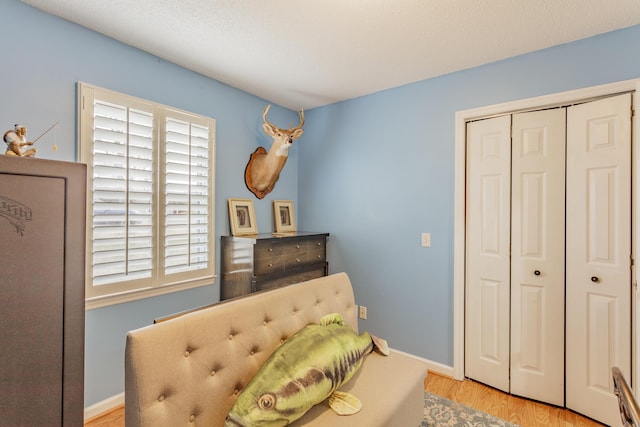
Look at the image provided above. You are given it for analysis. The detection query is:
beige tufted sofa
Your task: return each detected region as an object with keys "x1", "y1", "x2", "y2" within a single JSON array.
[{"x1": 125, "y1": 272, "x2": 427, "y2": 426}]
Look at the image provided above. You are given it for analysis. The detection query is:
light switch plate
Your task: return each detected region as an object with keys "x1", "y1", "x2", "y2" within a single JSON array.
[{"x1": 421, "y1": 232, "x2": 431, "y2": 247}]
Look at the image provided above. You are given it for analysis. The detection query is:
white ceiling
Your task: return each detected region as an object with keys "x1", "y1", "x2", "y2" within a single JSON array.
[{"x1": 21, "y1": 0, "x2": 640, "y2": 110}]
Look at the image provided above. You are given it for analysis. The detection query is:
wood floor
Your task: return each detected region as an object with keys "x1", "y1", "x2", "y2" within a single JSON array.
[
  {"x1": 85, "y1": 404, "x2": 124, "y2": 427},
  {"x1": 424, "y1": 372, "x2": 605, "y2": 427},
  {"x1": 84, "y1": 371, "x2": 606, "y2": 427}
]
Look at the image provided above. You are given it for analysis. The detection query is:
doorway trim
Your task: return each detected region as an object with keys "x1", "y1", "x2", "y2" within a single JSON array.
[{"x1": 453, "y1": 78, "x2": 640, "y2": 387}]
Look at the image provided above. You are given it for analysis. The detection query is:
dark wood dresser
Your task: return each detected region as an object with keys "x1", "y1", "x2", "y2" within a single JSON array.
[{"x1": 220, "y1": 232, "x2": 329, "y2": 300}]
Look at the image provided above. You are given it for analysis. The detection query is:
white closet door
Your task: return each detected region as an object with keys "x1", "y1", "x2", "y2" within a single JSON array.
[
  {"x1": 465, "y1": 115, "x2": 512, "y2": 392},
  {"x1": 566, "y1": 93, "x2": 631, "y2": 427},
  {"x1": 510, "y1": 108, "x2": 566, "y2": 406}
]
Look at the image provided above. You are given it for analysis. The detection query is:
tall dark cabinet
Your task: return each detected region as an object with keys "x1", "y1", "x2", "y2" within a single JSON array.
[
  {"x1": 0, "y1": 157, "x2": 86, "y2": 426},
  {"x1": 221, "y1": 232, "x2": 329, "y2": 300}
]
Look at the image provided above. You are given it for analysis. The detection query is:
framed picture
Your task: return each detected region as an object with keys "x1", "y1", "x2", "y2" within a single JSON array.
[
  {"x1": 273, "y1": 200, "x2": 296, "y2": 233},
  {"x1": 228, "y1": 198, "x2": 258, "y2": 236}
]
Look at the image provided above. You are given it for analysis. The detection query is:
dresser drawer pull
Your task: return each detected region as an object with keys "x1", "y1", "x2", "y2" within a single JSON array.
[
  {"x1": 296, "y1": 245, "x2": 300, "y2": 249},
  {"x1": 295, "y1": 258, "x2": 301, "y2": 263},
  {"x1": 268, "y1": 248, "x2": 273, "y2": 252},
  {"x1": 268, "y1": 263, "x2": 273, "y2": 268}
]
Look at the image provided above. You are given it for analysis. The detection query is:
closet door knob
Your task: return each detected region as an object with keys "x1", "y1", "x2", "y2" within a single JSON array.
[
  {"x1": 591, "y1": 276, "x2": 599, "y2": 283},
  {"x1": 534, "y1": 270, "x2": 541, "y2": 276}
]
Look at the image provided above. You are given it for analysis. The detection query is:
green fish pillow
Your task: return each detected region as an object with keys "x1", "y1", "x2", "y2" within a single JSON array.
[{"x1": 224, "y1": 313, "x2": 389, "y2": 427}]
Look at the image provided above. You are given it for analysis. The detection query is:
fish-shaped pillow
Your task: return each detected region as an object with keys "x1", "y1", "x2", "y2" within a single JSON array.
[{"x1": 224, "y1": 312, "x2": 389, "y2": 427}]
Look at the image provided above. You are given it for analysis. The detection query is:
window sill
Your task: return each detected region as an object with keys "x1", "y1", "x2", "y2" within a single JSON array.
[{"x1": 84, "y1": 276, "x2": 217, "y2": 310}]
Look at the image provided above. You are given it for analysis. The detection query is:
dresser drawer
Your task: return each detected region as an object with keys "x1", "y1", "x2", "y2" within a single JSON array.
[
  {"x1": 305, "y1": 236, "x2": 326, "y2": 252},
  {"x1": 256, "y1": 263, "x2": 328, "y2": 292},
  {"x1": 284, "y1": 250, "x2": 325, "y2": 270},
  {"x1": 254, "y1": 255, "x2": 285, "y2": 275},
  {"x1": 254, "y1": 241, "x2": 284, "y2": 258}
]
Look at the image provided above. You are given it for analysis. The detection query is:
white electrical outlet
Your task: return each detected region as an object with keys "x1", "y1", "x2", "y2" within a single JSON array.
[
  {"x1": 421, "y1": 232, "x2": 431, "y2": 247},
  {"x1": 359, "y1": 305, "x2": 367, "y2": 320}
]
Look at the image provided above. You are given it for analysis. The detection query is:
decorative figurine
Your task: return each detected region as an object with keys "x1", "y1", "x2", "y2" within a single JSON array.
[{"x1": 3, "y1": 124, "x2": 37, "y2": 157}]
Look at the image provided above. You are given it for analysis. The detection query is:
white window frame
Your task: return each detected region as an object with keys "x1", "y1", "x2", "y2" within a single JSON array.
[{"x1": 79, "y1": 82, "x2": 216, "y2": 309}]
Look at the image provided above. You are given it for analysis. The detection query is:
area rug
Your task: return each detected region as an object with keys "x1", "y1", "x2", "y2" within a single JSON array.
[{"x1": 422, "y1": 392, "x2": 520, "y2": 427}]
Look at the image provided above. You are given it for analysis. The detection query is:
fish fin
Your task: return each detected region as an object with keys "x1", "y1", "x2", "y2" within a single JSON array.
[
  {"x1": 372, "y1": 335, "x2": 390, "y2": 356},
  {"x1": 328, "y1": 391, "x2": 362, "y2": 415},
  {"x1": 320, "y1": 313, "x2": 345, "y2": 326}
]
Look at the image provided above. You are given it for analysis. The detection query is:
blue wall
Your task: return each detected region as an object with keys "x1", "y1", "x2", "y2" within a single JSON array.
[
  {"x1": 4, "y1": 0, "x2": 303, "y2": 407},
  {"x1": 6, "y1": 0, "x2": 640, "y2": 410},
  {"x1": 298, "y1": 25, "x2": 640, "y2": 365}
]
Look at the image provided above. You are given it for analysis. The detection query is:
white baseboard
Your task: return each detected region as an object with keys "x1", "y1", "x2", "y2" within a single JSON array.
[
  {"x1": 391, "y1": 347, "x2": 455, "y2": 378},
  {"x1": 84, "y1": 392, "x2": 124, "y2": 421},
  {"x1": 82, "y1": 352, "x2": 455, "y2": 420}
]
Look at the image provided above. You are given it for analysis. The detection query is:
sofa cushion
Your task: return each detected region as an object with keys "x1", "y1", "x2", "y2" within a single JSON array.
[{"x1": 292, "y1": 350, "x2": 426, "y2": 426}]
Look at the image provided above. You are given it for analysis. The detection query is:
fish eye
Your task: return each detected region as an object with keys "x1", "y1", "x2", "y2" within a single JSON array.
[{"x1": 258, "y1": 393, "x2": 276, "y2": 410}]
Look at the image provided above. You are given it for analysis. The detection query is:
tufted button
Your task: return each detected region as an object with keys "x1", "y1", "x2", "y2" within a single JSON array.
[
  {"x1": 234, "y1": 389, "x2": 239, "y2": 395},
  {"x1": 184, "y1": 350, "x2": 190, "y2": 357},
  {"x1": 229, "y1": 334, "x2": 234, "y2": 340},
  {"x1": 189, "y1": 414, "x2": 195, "y2": 422},
  {"x1": 158, "y1": 394, "x2": 165, "y2": 402},
  {"x1": 210, "y1": 370, "x2": 216, "y2": 376},
  {"x1": 280, "y1": 338, "x2": 286, "y2": 344},
  {"x1": 250, "y1": 350, "x2": 255, "y2": 356}
]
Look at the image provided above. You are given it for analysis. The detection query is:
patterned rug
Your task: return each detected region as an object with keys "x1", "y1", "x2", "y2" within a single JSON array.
[{"x1": 422, "y1": 392, "x2": 520, "y2": 427}]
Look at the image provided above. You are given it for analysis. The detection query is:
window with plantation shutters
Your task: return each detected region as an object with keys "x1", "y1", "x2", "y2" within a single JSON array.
[{"x1": 79, "y1": 83, "x2": 215, "y2": 308}]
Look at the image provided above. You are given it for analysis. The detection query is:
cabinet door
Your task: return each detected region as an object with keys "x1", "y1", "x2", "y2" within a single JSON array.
[
  {"x1": 566, "y1": 93, "x2": 631, "y2": 427},
  {"x1": 0, "y1": 173, "x2": 66, "y2": 425}
]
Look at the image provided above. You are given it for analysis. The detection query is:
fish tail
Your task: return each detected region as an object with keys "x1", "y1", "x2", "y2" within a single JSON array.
[{"x1": 371, "y1": 334, "x2": 389, "y2": 356}]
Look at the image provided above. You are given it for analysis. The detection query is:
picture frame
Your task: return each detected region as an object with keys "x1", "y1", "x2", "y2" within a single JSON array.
[
  {"x1": 273, "y1": 199, "x2": 296, "y2": 233},
  {"x1": 228, "y1": 198, "x2": 258, "y2": 236}
]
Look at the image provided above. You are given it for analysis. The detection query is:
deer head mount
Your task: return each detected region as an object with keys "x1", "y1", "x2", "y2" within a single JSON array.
[{"x1": 244, "y1": 105, "x2": 304, "y2": 199}]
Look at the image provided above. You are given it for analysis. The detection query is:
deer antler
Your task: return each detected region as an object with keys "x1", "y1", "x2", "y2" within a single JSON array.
[
  {"x1": 293, "y1": 109, "x2": 304, "y2": 130},
  {"x1": 262, "y1": 104, "x2": 273, "y2": 125},
  {"x1": 263, "y1": 105, "x2": 304, "y2": 131}
]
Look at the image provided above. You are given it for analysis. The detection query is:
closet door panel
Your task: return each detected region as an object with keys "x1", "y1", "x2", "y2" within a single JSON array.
[
  {"x1": 510, "y1": 108, "x2": 566, "y2": 406},
  {"x1": 566, "y1": 93, "x2": 631, "y2": 427},
  {"x1": 465, "y1": 115, "x2": 511, "y2": 392}
]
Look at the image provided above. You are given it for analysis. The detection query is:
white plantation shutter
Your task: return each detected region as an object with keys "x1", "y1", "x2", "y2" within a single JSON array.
[
  {"x1": 92, "y1": 101, "x2": 154, "y2": 286},
  {"x1": 163, "y1": 117, "x2": 211, "y2": 275},
  {"x1": 79, "y1": 83, "x2": 215, "y2": 306}
]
